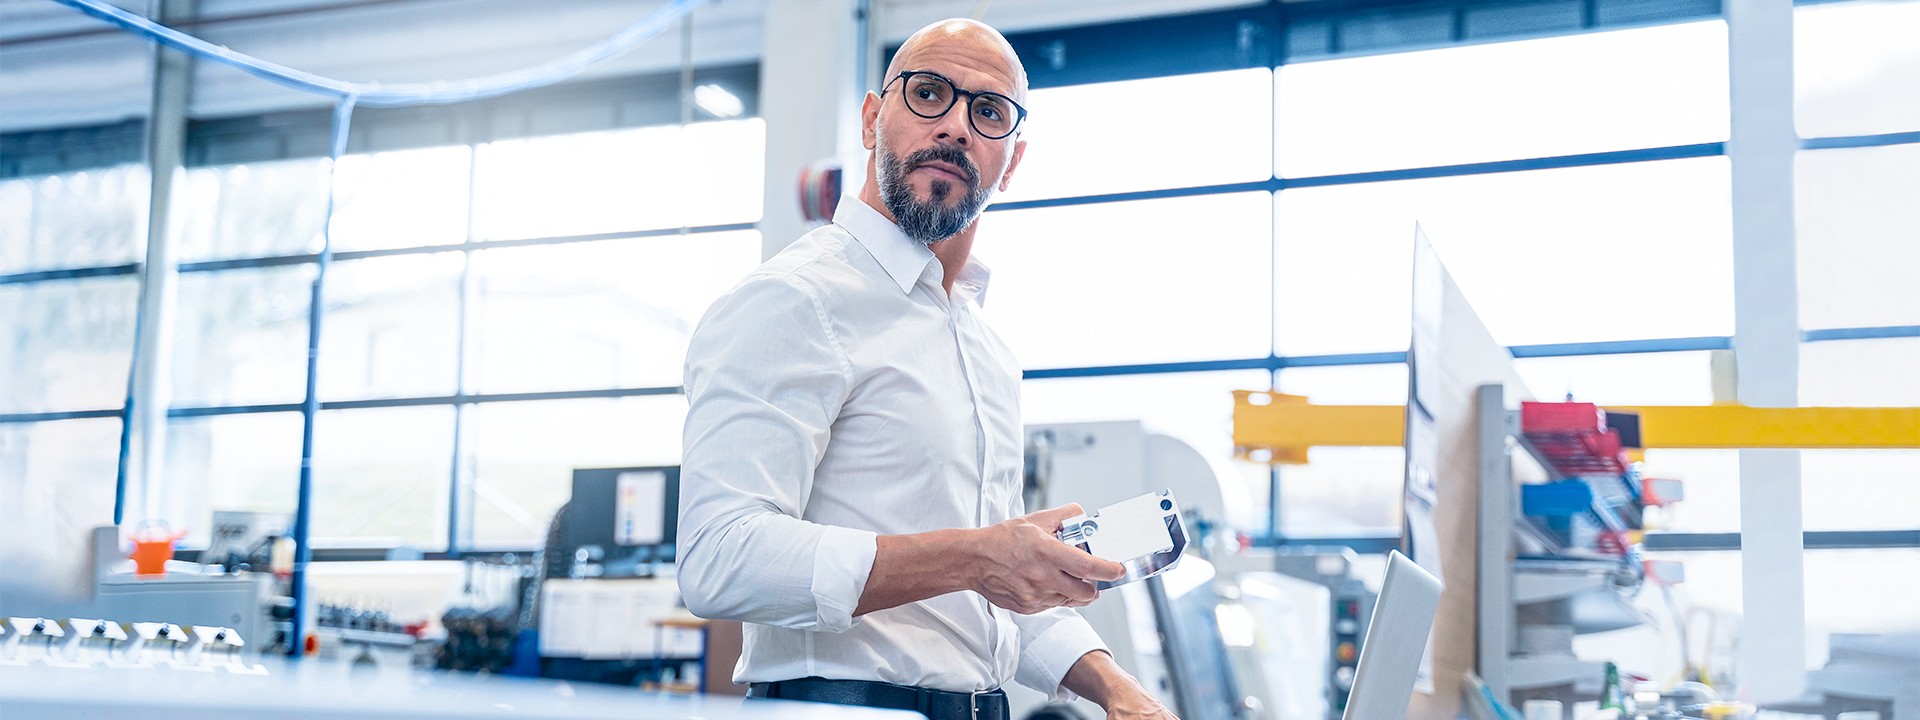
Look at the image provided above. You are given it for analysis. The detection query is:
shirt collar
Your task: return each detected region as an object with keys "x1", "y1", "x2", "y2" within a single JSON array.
[{"x1": 833, "y1": 195, "x2": 996, "y2": 306}]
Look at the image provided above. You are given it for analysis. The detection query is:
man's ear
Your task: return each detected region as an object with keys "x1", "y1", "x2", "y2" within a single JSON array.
[
  {"x1": 861, "y1": 92, "x2": 881, "y2": 150},
  {"x1": 997, "y1": 137, "x2": 1027, "y2": 193}
]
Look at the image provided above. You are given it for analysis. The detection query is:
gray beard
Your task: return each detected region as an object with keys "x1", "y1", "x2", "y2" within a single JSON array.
[{"x1": 876, "y1": 145, "x2": 991, "y2": 245}]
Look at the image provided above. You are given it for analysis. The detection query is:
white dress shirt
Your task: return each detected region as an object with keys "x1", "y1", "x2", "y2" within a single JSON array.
[{"x1": 677, "y1": 195, "x2": 1106, "y2": 697}]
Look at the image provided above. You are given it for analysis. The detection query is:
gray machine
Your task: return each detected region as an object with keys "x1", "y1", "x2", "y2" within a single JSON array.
[
  {"x1": 1021, "y1": 421, "x2": 1355, "y2": 720},
  {"x1": 1270, "y1": 550, "x2": 1380, "y2": 720}
]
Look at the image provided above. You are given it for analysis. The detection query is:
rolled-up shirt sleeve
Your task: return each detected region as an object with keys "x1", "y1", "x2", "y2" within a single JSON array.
[
  {"x1": 1011, "y1": 608, "x2": 1109, "y2": 701},
  {"x1": 676, "y1": 272, "x2": 877, "y2": 633}
]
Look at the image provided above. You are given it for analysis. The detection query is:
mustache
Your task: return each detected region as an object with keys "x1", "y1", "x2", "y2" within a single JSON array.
[{"x1": 906, "y1": 145, "x2": 980, "y2": 187}]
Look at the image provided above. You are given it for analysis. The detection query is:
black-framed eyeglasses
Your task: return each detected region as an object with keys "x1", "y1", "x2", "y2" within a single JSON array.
[{"x1": 881, "y1": 70, "x2": 1028, "y2": 140}]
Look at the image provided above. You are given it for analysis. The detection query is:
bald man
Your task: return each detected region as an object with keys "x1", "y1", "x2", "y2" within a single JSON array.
[{"x1": 677, "y1": 18, "x2": 1178, "y2": 720}]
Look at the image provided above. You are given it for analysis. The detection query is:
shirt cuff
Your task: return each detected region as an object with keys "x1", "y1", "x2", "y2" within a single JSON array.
[
  {"x1": 1017, "y1": 615, "x2": 1110, "y2": 702},
  {"x1": 810, "y1": 524, "x2": 878, "y2": 633}
]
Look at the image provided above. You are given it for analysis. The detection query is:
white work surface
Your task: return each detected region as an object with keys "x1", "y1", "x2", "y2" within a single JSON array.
[
  {"x1": 539, "y1": 577, "x2": 703, "y2": 659},
  {"x1": 0, "y1": 657, "x2": 917, "y2": 720}
]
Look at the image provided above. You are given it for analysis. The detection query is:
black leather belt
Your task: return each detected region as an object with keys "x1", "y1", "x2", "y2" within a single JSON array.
[{"x1": 749, "y1": 677, "x2": 1009, "y2": 720}]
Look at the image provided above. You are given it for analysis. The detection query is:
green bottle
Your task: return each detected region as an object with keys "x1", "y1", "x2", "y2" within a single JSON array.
[{"x1": 1599, "y1": 661, "x2": 1622, "y2": 711}]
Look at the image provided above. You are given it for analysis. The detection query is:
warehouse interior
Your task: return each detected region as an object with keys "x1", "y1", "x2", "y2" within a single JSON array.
[{"x1": 2, "y1": 0, "x2": 1917, "y2": 718}]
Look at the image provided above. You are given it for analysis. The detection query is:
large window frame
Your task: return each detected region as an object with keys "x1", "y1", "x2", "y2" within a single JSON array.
[{"x1": 5, "y1": 1, "x2": 1920, "y2": 558}]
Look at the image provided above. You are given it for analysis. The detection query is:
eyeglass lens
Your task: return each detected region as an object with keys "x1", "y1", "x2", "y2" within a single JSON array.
[{"x1": 899, "y1": 74, "x2": 1019, "y2": 138}]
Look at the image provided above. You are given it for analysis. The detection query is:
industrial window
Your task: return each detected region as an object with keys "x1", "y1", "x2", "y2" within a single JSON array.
[
  {"x1": 979, "y1": 191, "x2": 1274, "y2": 369},
  {"x1": 1795, "y1": 0, "x2": 1920, "y2": 138},
  {"x1": 1273, "y1": 364, "x2": 1408, "y2": 537},
  {"x1": 1799, "y1": 338, "x2": 1920, "y2": 534},
  {"x1": 155, "y1": 117, "x2": 766, "y2": 551},
  {"x1": 1795, "y1": 144, "x2": 1920, "y2": 330},
  {"x1": 0, "y1": 164, "x2": 150, "y2": 273},
  {"x1": 464, "y1": 396, "x2": 686, "y2": 549},
  {"x1": 1274, "y1": 156, "x2": 1735, "y2": 354},
  {"x1": 1275, "y1": 20, "x2": 1729, "y2": 178},
  {"x1": 0, "y1": 275, "x2": 140, "y2": 414},
  {"x1": 995, "y1": 68, "x2": 1274, "y2": 203}
]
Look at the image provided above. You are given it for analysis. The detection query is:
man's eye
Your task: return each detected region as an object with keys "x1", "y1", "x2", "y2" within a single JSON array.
[{"x1": 976, "y1": 105, "x2": 1003, "y2": 122}]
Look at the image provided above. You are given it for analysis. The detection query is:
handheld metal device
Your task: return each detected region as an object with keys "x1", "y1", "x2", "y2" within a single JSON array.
[{"x1": 1057, "y1": 489, "x2": 1188, "y2": 590}]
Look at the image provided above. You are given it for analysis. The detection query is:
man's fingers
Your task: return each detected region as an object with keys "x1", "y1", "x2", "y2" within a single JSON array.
[
  {"x1": 1055, "y1": 574, "x2": 1098, "y2": 604},
  {"x1": 1026, "y1": 503, "x2": 1086, "y2": 531},
  {"x1": 1044, "y1": 541, "x2": 1127, "y2": 582}
]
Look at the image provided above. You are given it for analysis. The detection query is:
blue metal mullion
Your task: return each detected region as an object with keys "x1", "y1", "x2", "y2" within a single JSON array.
[
  {"x1": 0, "y1": 408, "x2": 126, "y2": 423},
  {"x1": 1278, "y1": 351, "x2": 1409, "y2": 367},
  {"x1": 1643, "y1": 530, "x2": 1920, "y2": 551},
  {"x1": 1022, "y1": 357, "x2": 1278, "y2": 379},
  {"x1": 1801, "y1": 130, "x2": 1920, "y2": 151},
  {"x1": 1279, "y1": 142, "x2": 1726, "y2": 189},
  {"x1": 1507, "y1": 336, "x2": 1732, "y2": 357},
  {"x1": 1803, "y1": 325, "x2": 1920, "y2": 343},
  {"x1": 986, "y1": 180, "x2": 1277, "y2": 213},
  {"x1": 0, "y1": 263, "x2": 141, "y2": 285},
  {"x1": 984, "y1": 143, "x2": 1727, "y2": 215}
]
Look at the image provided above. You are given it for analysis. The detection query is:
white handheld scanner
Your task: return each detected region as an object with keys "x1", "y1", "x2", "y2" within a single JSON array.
[{"x1": 1056, "y1": 489, "x2": 1188, "y2": 590}]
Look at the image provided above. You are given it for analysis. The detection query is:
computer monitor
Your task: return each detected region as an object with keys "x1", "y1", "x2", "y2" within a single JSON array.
[
  {"x1": 566, "y1": 466, "x2": 680, "y2": 569},
  {"x1": 1341, "y1": 551, "x2": 1444, "y2": 720}
]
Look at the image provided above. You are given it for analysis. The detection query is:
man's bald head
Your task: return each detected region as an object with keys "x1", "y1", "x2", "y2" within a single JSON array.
[
  {"x1": 858, "y1": 18, "x2": 1030, "y2": 245},
  {"x1": 885, "y1": 18, "x2": 1028, "y2": 103}
]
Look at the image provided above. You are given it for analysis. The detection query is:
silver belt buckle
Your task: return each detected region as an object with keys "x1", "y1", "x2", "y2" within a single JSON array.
[{"x1": 970, "y1": 690, "x2": 981, "y2": 720}]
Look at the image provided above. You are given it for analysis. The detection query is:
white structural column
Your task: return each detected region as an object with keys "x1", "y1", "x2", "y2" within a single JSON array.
[
  {"x1": 758, "y1": 0, "x2": 867, "y2": 260},
  {"x1": 1727, "y1": 0, "x2": 1807, "y2": 702},
  {"x1": 123, "y1": 0, "x2": 194, "y2": 530}
]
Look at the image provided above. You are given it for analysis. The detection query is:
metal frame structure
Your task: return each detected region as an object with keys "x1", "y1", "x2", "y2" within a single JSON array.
[{"x1": 3, "y1": 0, "x2": 1920, "y2": 557}]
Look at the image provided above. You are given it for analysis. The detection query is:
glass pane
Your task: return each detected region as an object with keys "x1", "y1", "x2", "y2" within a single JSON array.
[
  {"x1": 472, "y1": 119, "x2": 765, "y2": 241},
  {"x1": 473, "y1": 230, "x2": 759, "y2": 394},
  {"x1": 0, "y1": 418, "x2": 123, "y2": 600},
  {"x1": 0, "y1": 165, "x2": 150, "y2": 274},
  {"x1": 1802, "y1": 337, "x2": 1920, "y2": 407},
  {"x1": 1799, "y1": 338, "x2": 1920, "y2": 533},
  {"x1": 995, "y1": 69, "x2": 1273, "y2": 203},
  {"x1": 1639, "y1": 448, "x2": 1740, "y2": 534},
  {"x1": 1275, "y1": 157, "x2": 1733, "y2": 354},
  {"x1": 319, "y1": 253, "x2": 462, "y2": 401},
  {"x1": 167, "y1": 412, "x2": 304, "y2": 549},
  {"x1": 1278, "y1": 363, "x2": 1409, "y2": 405},
  {"x1": 1020, "y1": 370, "x2": 1273, "y2": 532},
  {"x1": 1803, "y1": 548, "x2": 1920, "y2": 669},
  {"x1": 328, "y1": 146, "x2": 472, "y2": 252},
  {"x1": 1276, "y1": 22, "x2": 1728, "y2": 177},
  {"x1": 0, "y1": 276, "x2": 140, "y2": 413},
  {"x1": 172, "y1": 265, "x2": 318, "y2": 407},
  {"x1": 0, "y1": 178, "x2": 33, "y2": 271},
  {"x1": 1276, "y1": 364, "x2": 1410, "y2": 536},
  {"x1": 176, "y1": 158, "x2": 329, "y2": 262},
  {"x1": 1796, "y1": 0, "x2": 1920, "y2": 138},
  {"x1": 312, "y1": 406, "x2": 453, "y2": 550},
  {"x1": 1796, "y1": 145, "x2": 1920, "y2": 330},
  {"x1": 979, "y1": 192, "x2": 1272, "y2": 369},
  {"x1": 1512, "y1": 351, "x2": 1716, "y2": 406},
  {"x1": 0, "y1": 418, "x2": 122, "y2": 523},
  {"x1": 1801, "y1": 450, "x2": 1920, "y2": 532},
  {"x1": 466, "y1": 396, "x2": 688, "y2": 548}
]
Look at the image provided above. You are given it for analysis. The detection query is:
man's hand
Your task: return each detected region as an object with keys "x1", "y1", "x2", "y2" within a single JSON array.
[
  {"x1": 969, "y1": 504, "x2": 1126, "y2": 614},
  {"x1": 1062, "y1": 650, "x2": 1180, "y2": 720}
]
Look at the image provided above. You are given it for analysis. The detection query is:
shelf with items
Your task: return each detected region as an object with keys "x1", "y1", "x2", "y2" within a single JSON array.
[{"x1": 1479, "y1": 388, "x2": 1689, "y2": 710}]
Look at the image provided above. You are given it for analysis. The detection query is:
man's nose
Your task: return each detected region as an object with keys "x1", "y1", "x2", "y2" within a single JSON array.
[{"x1": 932, "y1": 104, "x2": 972, "y2": 146}]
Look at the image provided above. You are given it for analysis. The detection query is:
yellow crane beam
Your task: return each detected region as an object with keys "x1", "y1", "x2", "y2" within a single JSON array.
[{"x1": 1232, "y1": 391, "x2": 1920, "y2": 461}]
